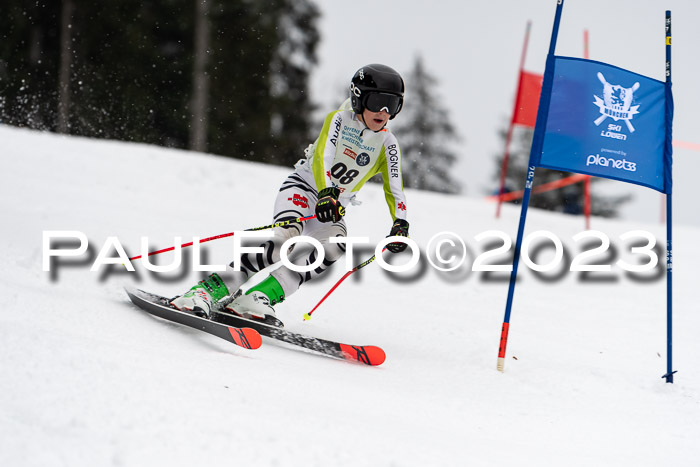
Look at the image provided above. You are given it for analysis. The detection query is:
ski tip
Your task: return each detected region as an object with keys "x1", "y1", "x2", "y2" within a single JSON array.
[
  {"x1": 124, "y1": 286, "x2": 140, "y2": 302},
  {"x1": 365, "y1": 346, "x2": 386, "y2": 366},
  {"x1": 339, "y1": 344, "x2": 386, "y2": 366},
  {"x1": 124, "y1": 286, "x2": 147, "y2": 298},
  {"x1": 228, "y1": 327, "x2": 263, "y2": 350}
]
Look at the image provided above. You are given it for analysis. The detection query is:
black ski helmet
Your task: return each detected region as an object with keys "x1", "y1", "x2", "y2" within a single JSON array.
[{"x1": 349, "y1": 64, "x2": 405, "y2": 119}]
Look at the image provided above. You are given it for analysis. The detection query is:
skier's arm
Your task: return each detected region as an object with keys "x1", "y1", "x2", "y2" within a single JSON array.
[{"x1": 380, "y1": 134, "x2": 408, "y2": 222}]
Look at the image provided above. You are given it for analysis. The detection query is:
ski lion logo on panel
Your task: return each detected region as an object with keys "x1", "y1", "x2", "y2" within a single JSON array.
[{"x1": 593, "y1": 72, "x2": 640, "y2": 133}]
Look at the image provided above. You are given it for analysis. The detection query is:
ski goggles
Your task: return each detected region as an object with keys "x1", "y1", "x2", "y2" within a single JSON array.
[{"x1": 363, "y1": 92, "x2": 403, "y2": 116}]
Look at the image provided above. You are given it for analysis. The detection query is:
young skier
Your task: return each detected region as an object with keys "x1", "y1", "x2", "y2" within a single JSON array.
[{"x1": 170, "y1": 64, "x2": 410, "y2": 326}]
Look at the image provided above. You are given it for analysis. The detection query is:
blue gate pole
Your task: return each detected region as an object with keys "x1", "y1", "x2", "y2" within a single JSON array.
[
  {"x1": 498, "y1": 0, "x2": 564, "y2": 372},
  {"x1": 663, "y1": 10, "x2": 676, "y2": 384}
]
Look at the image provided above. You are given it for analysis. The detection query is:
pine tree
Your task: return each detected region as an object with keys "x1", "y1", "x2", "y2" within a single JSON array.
[
  {"x1": 0, "y1": 0, "x2": 320, "y2": 168},
  {"x1": 0, "y1": 1, "x2": 62, "y2": 130},
  {"x1": 493, "y1": 122, "x2": 631, "y2": 217},
  {"x1": 190, "y1": 0, "x2": 211, "y2": 152},
  {"x1": 197, "y1": 0, "x2": 320, "y2": 166},
  {"x1": 267, "y1": 0, "x2": 320, "y2": 166},
  {"x1": 393, "y1": 56, "x2": 461, "y2": 194}
]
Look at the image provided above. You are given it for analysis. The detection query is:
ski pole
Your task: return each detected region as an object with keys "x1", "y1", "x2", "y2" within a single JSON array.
[
  {"x1": 244, "y1": 215, "x2": 317, "y2": 231},
  {"x1": 303, "y1": 248, "x2": 386, "y2": 321},
  {"x1": 129, "y1": 215, "x2": 316, "y2": 261}
]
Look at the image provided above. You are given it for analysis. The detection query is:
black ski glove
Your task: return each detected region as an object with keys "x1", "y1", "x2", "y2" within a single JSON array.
[
  {"x1": 386, "y1": 219, "x2": 410, "y2": 253},
  {"x1": 315, "y1": 187, "x2": 345, "y2": 223}
]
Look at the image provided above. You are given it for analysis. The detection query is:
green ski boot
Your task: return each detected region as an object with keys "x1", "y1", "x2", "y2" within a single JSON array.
[
  {"x1": 225, "y1": 275, "x2": 285, "y2": 327},
  {"x1": 170, "y1": 273, "x2": 230, "y2": 319}
]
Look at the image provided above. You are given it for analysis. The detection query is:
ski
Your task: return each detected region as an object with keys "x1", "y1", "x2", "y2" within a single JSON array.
[
  {"x1": 124, "y1": 287, "x2": 262, "y2": 350},
  {"x1": 211, "y1": 308, "x2": 386, "y2": 366},
  {"x1": 125, "y1": 288, "x2": 385, "y2": 365}
]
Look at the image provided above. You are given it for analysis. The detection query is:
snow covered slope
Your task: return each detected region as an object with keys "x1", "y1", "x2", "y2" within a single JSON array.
[{"x1": 2, "y1": 125, "x2": 699, "y2": 466}]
